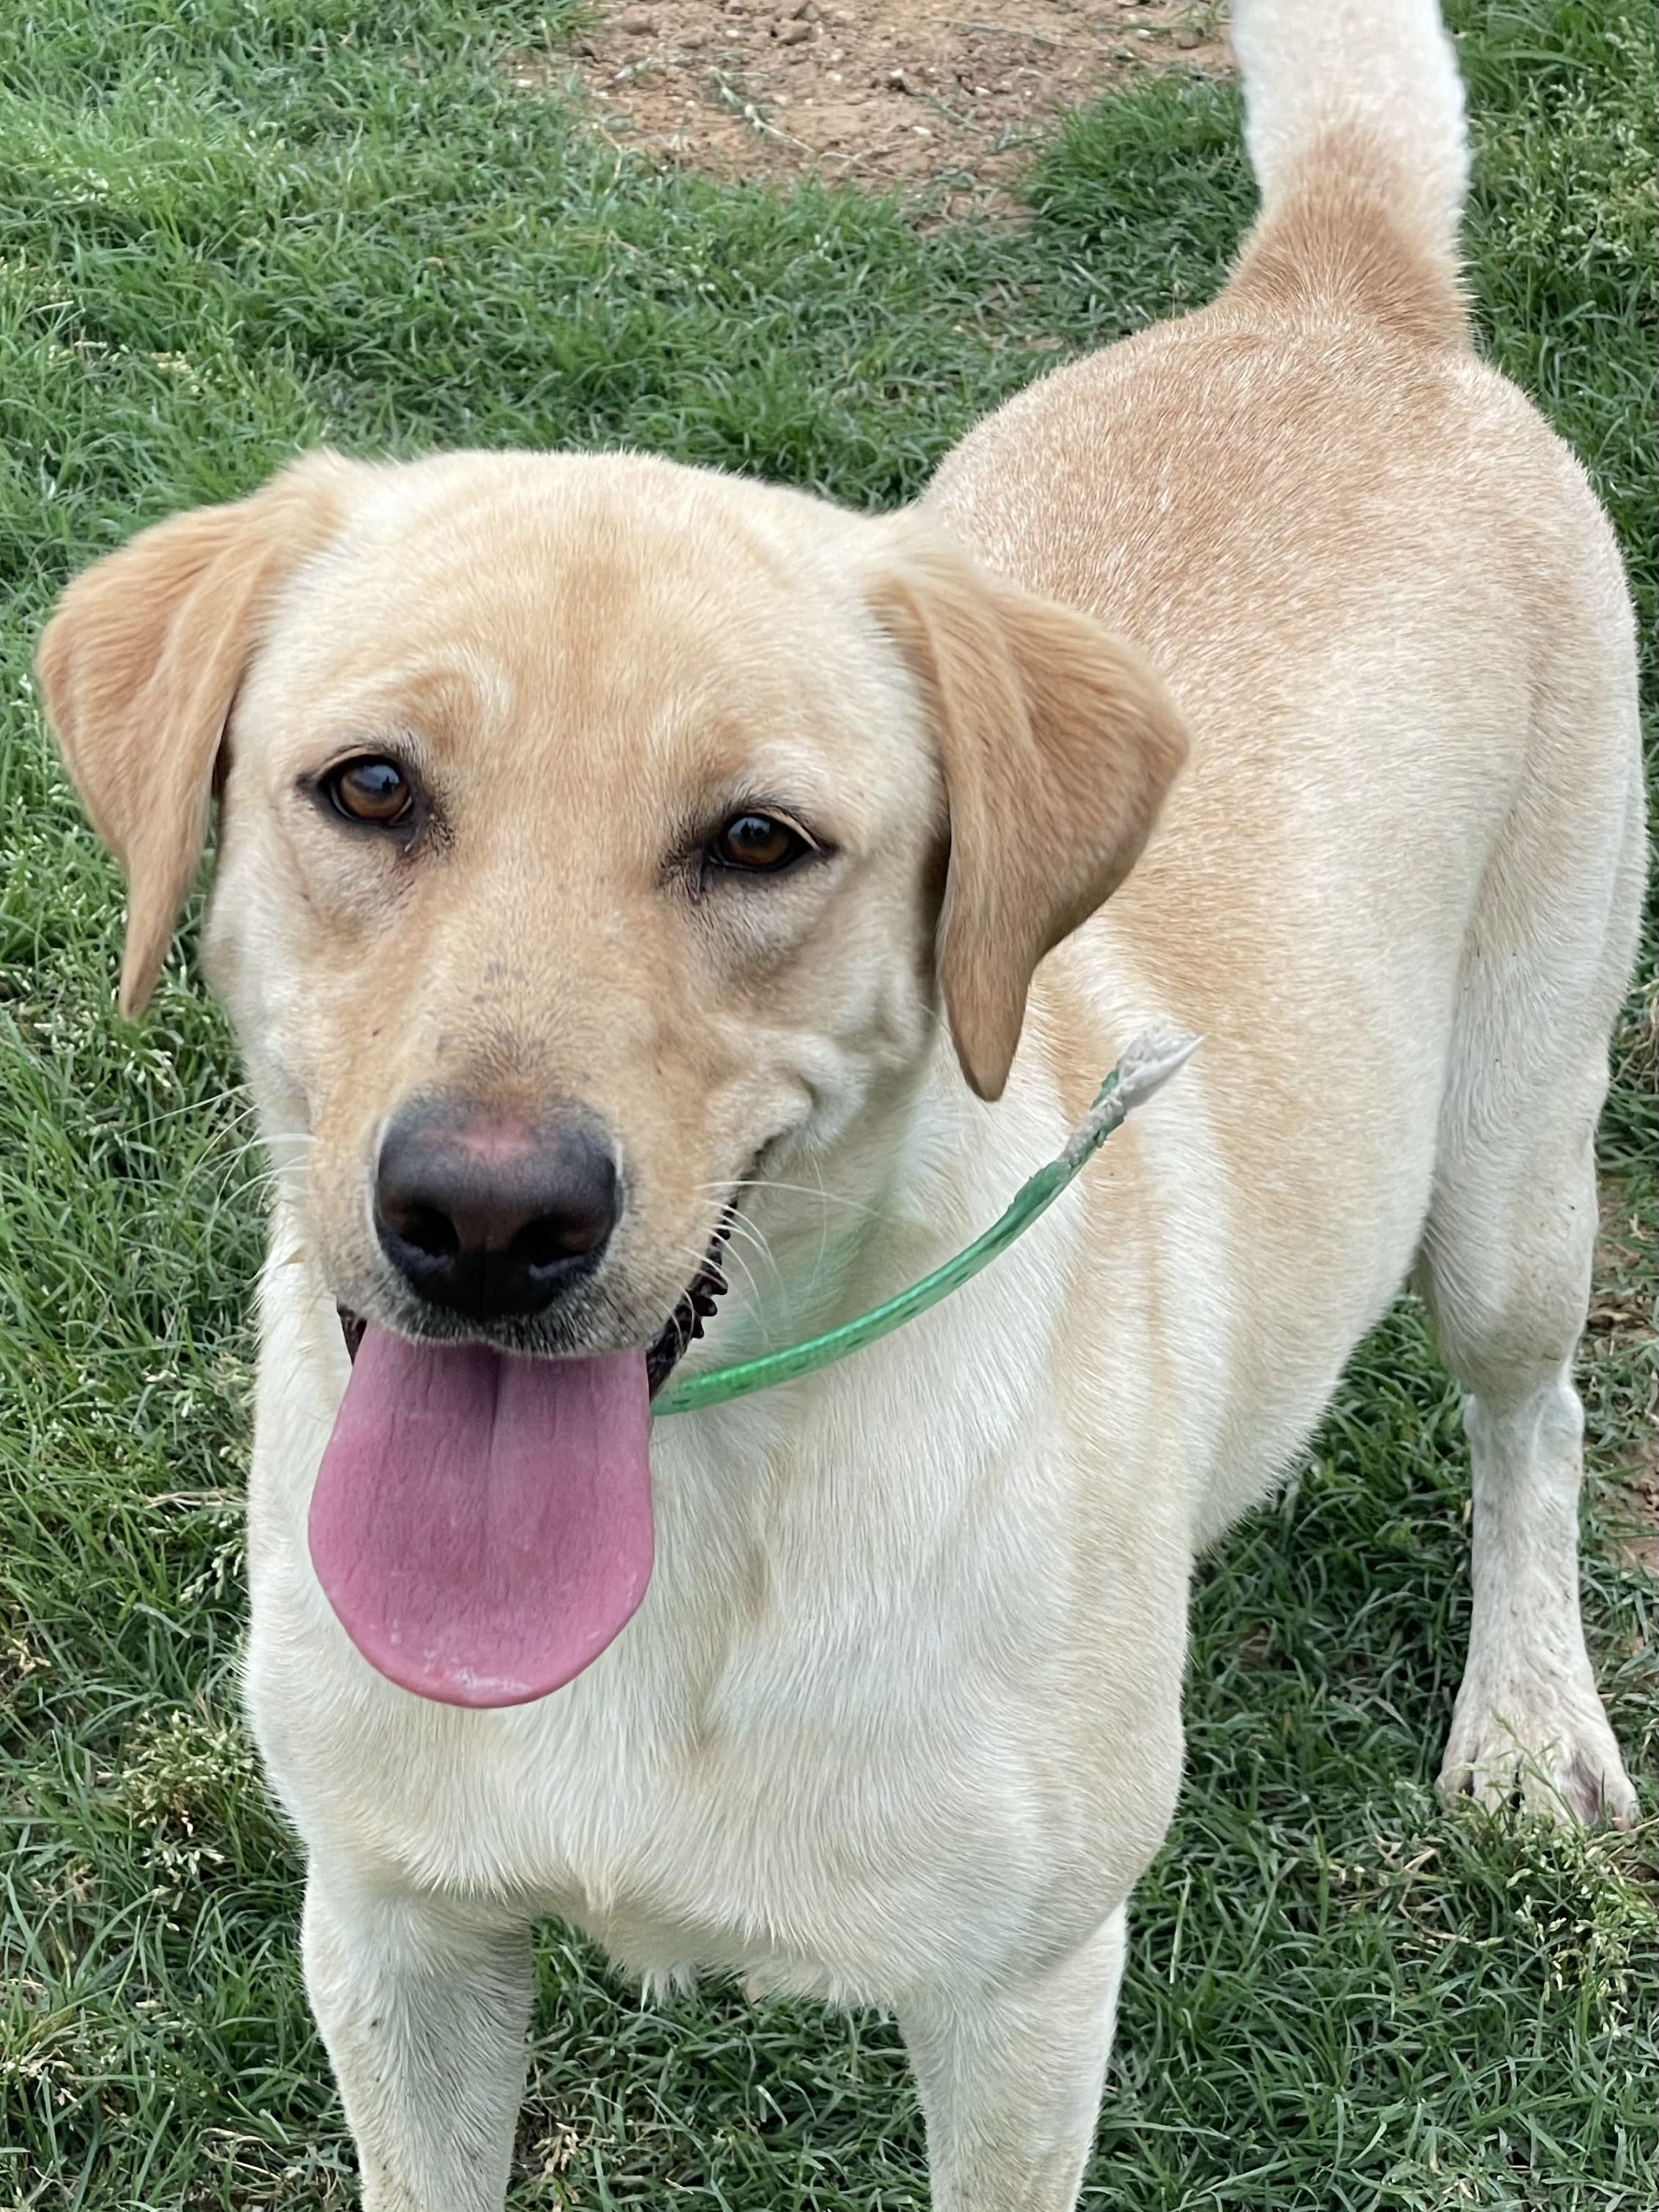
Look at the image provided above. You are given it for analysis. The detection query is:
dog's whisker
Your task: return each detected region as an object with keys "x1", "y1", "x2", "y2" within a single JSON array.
[
  {"x1": 721, "y1": 1214, "x2": 788, "y2": 1299},
  {"x1": 697, "y1": 1176, "x2": 892, "y2": 1224},
  {"x1": 173, "y1": 1129, "x2": 314, "y2": 1199}
]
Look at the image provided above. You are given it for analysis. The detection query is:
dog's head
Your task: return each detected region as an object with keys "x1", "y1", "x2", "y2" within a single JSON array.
[
  {"x1": 38, "y1": 448, "x2": 1185, "y2": 1701},
  {"x1": 40, "y1": 448, "x2": 1185, "y2": 1361}
]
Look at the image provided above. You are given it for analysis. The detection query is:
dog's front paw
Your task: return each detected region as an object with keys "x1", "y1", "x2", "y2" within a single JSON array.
[{"x1": 1438, "y1": 1671, "x2": 1638, "y2": 1828}]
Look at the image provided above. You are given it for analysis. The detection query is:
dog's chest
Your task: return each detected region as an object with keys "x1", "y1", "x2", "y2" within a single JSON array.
[
  {"x1": 250, "y1": 1508, "x2": 1154, "y2": 2001},
  {"x1": 247, "y1": 1264, "x2": 1185, "y2": 1998}
]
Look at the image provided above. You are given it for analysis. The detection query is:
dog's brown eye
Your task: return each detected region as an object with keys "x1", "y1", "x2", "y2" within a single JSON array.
[
  {"x1": 709, "y1": 813, "x2": 808, "y2": 873},
  {"x1": 325, "y1": 757, "x2": 416, "y2": 827}
]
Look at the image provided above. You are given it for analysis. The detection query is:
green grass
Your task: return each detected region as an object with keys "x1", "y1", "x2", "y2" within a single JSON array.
[{"x1": 1, "y1": 0, "x2": 1655, "y2": 2204}]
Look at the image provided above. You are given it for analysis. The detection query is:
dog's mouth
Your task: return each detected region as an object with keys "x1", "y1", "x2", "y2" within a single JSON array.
[
  {"x1": 335, "y1": 1212, "x2": 732, "y2": 1396},
  {"x1": 644, "y1": 1212, "x2": 733, "y2": 1396},
  {"x1": 314, "y1": 1215, "x2": 736, "y2": 1714}
]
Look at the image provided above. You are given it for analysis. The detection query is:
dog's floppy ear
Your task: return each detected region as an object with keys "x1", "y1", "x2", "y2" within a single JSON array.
[
  {"x1": 36, "y1": 454, "x2": 350, "y2": 1018},
  {"x1": 867, "y1": 528, "x2": 1188, "y2": 1100}
]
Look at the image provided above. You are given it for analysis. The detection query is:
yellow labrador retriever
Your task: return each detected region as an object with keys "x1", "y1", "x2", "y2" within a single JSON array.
[{"x1": 37, "y1": 0, "x2": 1643, "y2": 2203}]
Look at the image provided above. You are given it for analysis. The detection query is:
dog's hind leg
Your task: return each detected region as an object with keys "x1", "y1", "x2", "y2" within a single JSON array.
[
  {"x1": 303, "y1": 1862, "x2": 532, "y2": 2212},
  {"x1": 896, "y1": 1907, "x2": 1126, "y2": 2212},
  {"x1": 1415, "y1": 743, "x2": 1645, "y2": 1829}
]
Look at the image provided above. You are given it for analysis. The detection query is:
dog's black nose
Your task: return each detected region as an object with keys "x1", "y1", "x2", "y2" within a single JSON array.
[{"x1": 375, "y1": 1102, "x2": 620, "y2": 1321}]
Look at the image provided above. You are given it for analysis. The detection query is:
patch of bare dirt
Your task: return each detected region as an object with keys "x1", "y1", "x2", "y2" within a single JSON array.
[{"x1": 513, "y1": 0, "x2": 1232, "y2": 214}]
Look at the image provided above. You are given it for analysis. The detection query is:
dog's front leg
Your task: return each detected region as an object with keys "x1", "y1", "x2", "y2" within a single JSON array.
[
  {"x1": 896, "y1": 1906, "x2": 1127, "y2": 2212},
  {"x1": 302, "y1": 1859, "x2": 533, "y2": 2212}
]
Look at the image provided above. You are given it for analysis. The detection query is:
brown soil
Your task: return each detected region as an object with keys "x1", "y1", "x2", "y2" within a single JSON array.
[{"x1": 515, "y1": 0, "x2": 1232, "y2": 214}]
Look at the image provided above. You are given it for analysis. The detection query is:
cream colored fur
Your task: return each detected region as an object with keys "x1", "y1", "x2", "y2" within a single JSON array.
[{"x1": 36, "y1": 1, "x2": 1644, "y2": 2205}]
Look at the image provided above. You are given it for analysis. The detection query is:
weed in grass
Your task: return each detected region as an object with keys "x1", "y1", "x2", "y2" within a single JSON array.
[{"x1": 0, "y1": 0, "x2": 1653, "y2": 2204}]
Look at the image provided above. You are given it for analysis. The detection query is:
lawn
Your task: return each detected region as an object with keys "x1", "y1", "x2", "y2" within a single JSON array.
[{"x1": 0, "y1": 0, "x2": 1655, "y2": 2205}]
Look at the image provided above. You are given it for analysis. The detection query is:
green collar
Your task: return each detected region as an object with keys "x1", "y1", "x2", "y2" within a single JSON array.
[{"x1": 652, "y1": 1028, "x2": 1199, "y2": 1417}]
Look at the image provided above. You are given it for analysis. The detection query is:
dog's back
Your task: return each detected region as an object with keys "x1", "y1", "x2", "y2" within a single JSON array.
[{"x1": 927, "y1": 0, "x2": 1645, "y2": 1566}]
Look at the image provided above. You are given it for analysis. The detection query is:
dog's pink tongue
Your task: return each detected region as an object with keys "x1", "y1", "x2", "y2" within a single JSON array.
[{"x1": 308, "y1": 1326, "x2": 652, "y2": 1708}]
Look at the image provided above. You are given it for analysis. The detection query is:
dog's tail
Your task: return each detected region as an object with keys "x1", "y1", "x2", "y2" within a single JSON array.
[{"x1": 1226, "y1": 0, "x2": 1471, "y2": 347}]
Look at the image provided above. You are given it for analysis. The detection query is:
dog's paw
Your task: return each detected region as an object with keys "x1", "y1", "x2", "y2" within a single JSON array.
[{"x1": 1438, "y1": 1675, "x2": 1638, "y2": 1828}]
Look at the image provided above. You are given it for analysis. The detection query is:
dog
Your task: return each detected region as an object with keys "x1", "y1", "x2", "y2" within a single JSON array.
[{"x1": 37, "y1": 0, "x2": 1644, "y2": 2204}]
